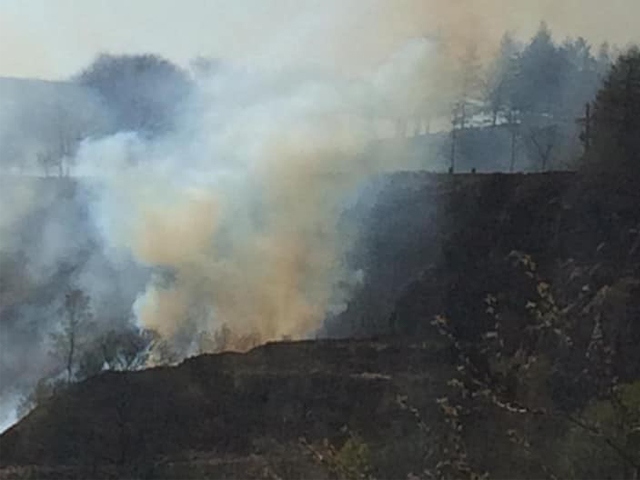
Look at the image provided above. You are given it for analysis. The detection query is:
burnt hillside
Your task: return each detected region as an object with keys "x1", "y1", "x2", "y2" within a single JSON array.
[
  {"x1": 0, "y1": 339, "x2": 454, "y2": 479},
  {"x1": 1, "y1": 170, "x2": 639, "y2": 479}
]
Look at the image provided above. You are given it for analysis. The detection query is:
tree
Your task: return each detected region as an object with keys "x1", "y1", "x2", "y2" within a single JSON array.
[
  {"x1": 586, "y1": 47, "x2": 640, "y2": 174},
  {"x1": 485, "y1": 32, "x2": 522, "y2": 126},
  {"x1": 76, "y1": 327, "x2": 155, "y2": 379},
  {"x1": 596, "y1": 42, "x2": 614, "y2": 81},
  {"x1": 101, "y1": 328, "x2": 154, "y2": 371},
  {"x1": 52, "y1": 289, "x2": 93, "y2": 383},
  {"x1": 559, "y1": 37, "x2": 600, "y2": 119},
  {"x1": 448, "y1": 43, "x2": 485, "y2": 172},
  {"x1": 426, "y1": 251, "x2": 640, "y2": 478},
  {"x1": 301, "y1": 430, "x2": 374, "y2": 480},
  {"x1": 524, "y1": 124, "x2": 559, "y2": 171},
  {"x1": 22, "y1": 325, "x2": 155, "y2": 418},
  {"x1": 511, "y1": 22, "x2": 565, "y2": 115},
  {"x1": 8, "y1": 84, "x2": 108, "y2": 176},
  {"x1": 35, "y1": 101, "x2": 83, "y2": 177},
  {"x1": 453, "y1": 44, "x2": 484, "y2": 130},
  {"x1": 563, "y1": 382, "x2": 640, "y2": 479},
  {"x1": 76, "y1": 54, "x2": 193, "y2": 137}
]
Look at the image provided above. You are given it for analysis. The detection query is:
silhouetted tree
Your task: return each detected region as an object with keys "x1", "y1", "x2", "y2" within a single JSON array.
[
  {"x1": 77, "y1": 54, "x2": 193, "y2": 137},
  {"x1": 525, "y1": 124, "x2": 559, "y2": 171},
  {"x1": 453, "y1": 44, "x2": 484, "y2": 130},
  {"x1": 511, "y1": 22, "x2": 565, "y2": 115},
  {"x1": 35, "y1": 101, "x2": 84, "y2": 176},
  {"x1": 559, "y1": 37, "x2": 601, "y2": 119},
  {"x1": 52, "y1": 289, "x2": 93, "y2": 383},
  {"x1": 587, "y1": 47, "x2": 640, "y2": 174},
  {"x1": 77, "y1": 327, "x2": 155, "y2": 378},
  {"x1": 596, "y1": 42, "x2": 614, "y2": 81},
  {"x1": 485, "y1": 32, "x2": 522, "y2": 126},
  {"x1": 9, "y1": 86, "x2": 108, "y2": 176}
]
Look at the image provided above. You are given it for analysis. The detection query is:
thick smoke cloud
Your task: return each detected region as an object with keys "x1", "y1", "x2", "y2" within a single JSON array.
[
  {"x1": 1, "y1": 0, "x2": 638, "y2": 433},
  {"x1": 73, "y1": 42, "x2": 436, "y2": 348},
  {"x1": 0, "y1": 36, "x2": 441, "y2": 432}
]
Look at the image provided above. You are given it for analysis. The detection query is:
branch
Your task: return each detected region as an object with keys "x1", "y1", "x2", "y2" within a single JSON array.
[{"x1": 560, "y1": 411, "x2": 640, "y2": 471}]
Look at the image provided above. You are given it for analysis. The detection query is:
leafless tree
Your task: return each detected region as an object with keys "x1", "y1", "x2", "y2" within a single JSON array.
[
  {"x1": 526, "y1": 124, "x2": 558, "y2": 171},
  {"x1": 52, "y1": 289, "x2": 93, "y2": 383}
]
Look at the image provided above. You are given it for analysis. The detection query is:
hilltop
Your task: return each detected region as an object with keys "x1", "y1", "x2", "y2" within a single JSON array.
[{"x1": 0, "y1": 338, "x2": 453, "y2": 479}]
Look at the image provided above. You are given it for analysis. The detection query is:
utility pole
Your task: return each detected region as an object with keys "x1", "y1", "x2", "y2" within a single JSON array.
[
  {"x1": 577, "y1": 103, "x2": 592, "y2": 154},
  {"x1": 450, "y1": 124, "x2": 456, "y2": 174},
  {"x1": 508, "y1": 110, "x2": 519, "y2": 173},
  {"x1": 449, "y1": 101, "x2": 462, "y2": 174}
]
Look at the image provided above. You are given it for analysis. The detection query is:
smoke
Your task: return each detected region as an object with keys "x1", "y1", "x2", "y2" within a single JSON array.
[
  {"x1": 3, "y1": 0, "x2": 640, "y2": 79},
  {"x1": 0, "y1": 181, "x2": 36, "y2": 252},
  {"x1": 2, "y1": 1, "x2": 638, "y2": 433},
  {"x1": 71, "y1": 41, "x2": 437, "y2": 348},
  {"x1": 0, "y1": 10, "x2": 434, "y2": 427}
]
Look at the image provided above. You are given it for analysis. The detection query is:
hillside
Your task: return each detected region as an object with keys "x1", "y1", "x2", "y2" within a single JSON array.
[
  {"x1": 0, "y1": 339, "x2": 454, "y2": 479},
  {"x1": 1, "y1": 170, "x2": 639, "y2": 479}
]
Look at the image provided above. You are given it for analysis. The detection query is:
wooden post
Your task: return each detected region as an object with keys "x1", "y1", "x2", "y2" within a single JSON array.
[
  {"x1": 450, "y1": 126, "x2": 456, "y2": 174},
  {"x1": 584, "y1": 103, "x2": 591, "y2": 152},
  {"x1": 577, "y1": 103, "x2": 592, "y2": 154},
  {"x1": 509, "y1": 110, "x2": 517, "y2": 173}
]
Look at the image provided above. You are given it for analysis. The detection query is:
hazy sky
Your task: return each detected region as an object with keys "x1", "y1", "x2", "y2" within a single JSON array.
[{"x1": 1, "y1": 0, "x2": 639, "y2": 80}]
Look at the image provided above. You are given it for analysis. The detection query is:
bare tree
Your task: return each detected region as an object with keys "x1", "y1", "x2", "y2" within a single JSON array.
[
  {"x1": 525, "y1": 124, "x2": 558, "y2": 171},
  {"x1": 76, "y1": 327, "x2": 155, "y2": 379},
  {"x1": 52, "y1": 289, "x2": 93, "y2": 383}
]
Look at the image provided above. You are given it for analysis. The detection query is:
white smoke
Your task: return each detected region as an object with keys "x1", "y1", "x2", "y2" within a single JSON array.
[{"x1": 72, "y1": 37, "x2": 439, "y2": 349}]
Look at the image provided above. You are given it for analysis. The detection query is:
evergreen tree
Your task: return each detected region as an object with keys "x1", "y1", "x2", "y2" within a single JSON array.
[
  {"x1": 588, "y1": 47, "x2": 640, "y2": 174},
  {"x1": 485, "y1": 32, "x2": 522, "y2": 126},
  {"x1": 512, "y1": 22, "x2": 564, "y2": 115},
  {"x1": 596, "y1": 42, "x2": 614, "y2": 81},
  {"x1": 559, "y1": 37, "x2": 600, "y2": 118},
  {"x1": 453, "y1": 44, "x2": 484, "y2": 130}
]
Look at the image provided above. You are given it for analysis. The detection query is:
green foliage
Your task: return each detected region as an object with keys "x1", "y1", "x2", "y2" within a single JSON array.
[
  {"x1": 428, "y1": 250, "x2": 636, "y2": 478},
  {"x1": 302, "y1": 430, "x2": 373, "y2": 480},
  {"x1": 563, "y1": 382, "x2": 640, "y2": 478},
  {"x1": 333, "y1": 434, "x2": 373, "y2": 480}
]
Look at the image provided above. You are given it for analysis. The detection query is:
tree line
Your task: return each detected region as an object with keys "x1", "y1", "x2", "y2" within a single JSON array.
[
  {"x1": 0, "y1": 23, "x2": 626, "y2": 176},
  {"x1": 404, "y1": 23, "x2": 620, "y2": 172},
  {"x1": 0, "y1": 54, "x2": 194, "y2": 176}
]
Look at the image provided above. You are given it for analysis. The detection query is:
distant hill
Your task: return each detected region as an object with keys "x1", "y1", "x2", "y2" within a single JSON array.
[{"x1": 0, "y1": 76, "x2": 98, "y2": 110}]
